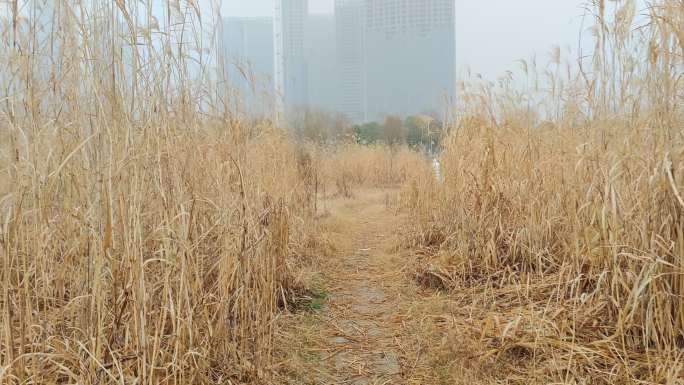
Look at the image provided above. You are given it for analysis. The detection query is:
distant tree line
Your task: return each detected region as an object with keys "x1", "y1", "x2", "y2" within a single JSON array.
[
  {"x1": 353, "y1": 115, "x2": 444, "y2": 152},
  {"x1": 288, "y1": 107, "x2": 444, "y2": 153},
  {"x1": 289, "y1": 107, "x2": 355, "y2": 143}
]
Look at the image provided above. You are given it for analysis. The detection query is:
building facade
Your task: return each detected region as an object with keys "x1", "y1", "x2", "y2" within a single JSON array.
[
  {"x1": 335, "y1": 0, "x2": 367, "y2": 123},
  {"x1": 364, "y1": 0, "x2": 456, "y2": 122},
  {"x1": 223, "y1": 17, "x2": 275, "y2": 116},
  {"x1": 305, "y1": 14, "x2": 339, "y2": 113},
  {"x1": 221, "y1": 0, "x2": 455, "y2": 125},
  {"x1": 278, "y1": 0, "x2": 309, "y2": 111}
]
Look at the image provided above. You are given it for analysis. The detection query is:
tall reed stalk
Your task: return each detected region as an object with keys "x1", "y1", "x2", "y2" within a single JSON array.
[
  {"x1": 0, "y1": 1, "x2": 318, "y2": 383},
  {"x1": 403, "y1": 1, "x2": 684, "y2": 383}
]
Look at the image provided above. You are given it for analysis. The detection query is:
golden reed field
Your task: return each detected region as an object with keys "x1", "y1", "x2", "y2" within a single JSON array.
[{"x1": 1, "y1": 1, "x2": 684, "y2": 384}]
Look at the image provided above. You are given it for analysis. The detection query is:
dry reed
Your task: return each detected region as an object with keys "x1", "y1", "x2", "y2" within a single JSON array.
[
  {"x1": 0, "y1": 1, "x2": 321, "y2": 384},
  {"x1": 402, "y1": 1, "x2": 684, "y2": 383}
]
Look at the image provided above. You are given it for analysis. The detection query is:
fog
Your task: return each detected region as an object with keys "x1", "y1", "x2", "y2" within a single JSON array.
[
  {"x1": 0, "y1": 0, "x2": 599, "y2": 126},
  {"x1": 222, "y1": 0, "x2": 588, "y2": 81},
  {"x1": 218, "y1": 0, "x2": 600, "y2": 127}
]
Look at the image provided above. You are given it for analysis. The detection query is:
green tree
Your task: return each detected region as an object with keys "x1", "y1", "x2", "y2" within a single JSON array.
[
  {"x1": 382, "y1": 116, "x2": 405, "y2": 144},
  {"x1": 404, "y1": 116, "x2": 422, "y2": 148},
  {"x1": 354, "y1": 122, "x2": 382, "y2": 144}
]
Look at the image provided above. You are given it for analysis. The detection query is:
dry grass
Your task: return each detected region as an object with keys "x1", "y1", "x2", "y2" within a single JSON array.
[
  {"x1": 1, "y1": 126, "x2": 323, "y2": 385},
  {"x1": 401, "y1": 1, "x2": 684, "y2": 383},
  {"x1": 0, "y1": 3, "x2": 426, "y2": 382},
  {"x1": 313, "y1": 143, "x2": 429, "y2": 198},
  {"x1": 6, "y1": 0, "x2": 684, "y2": 384},
  {"x1": 0, "y1": 1, "x2": 325, "y2": 384},
  {"x1": 404, "y1": 121, "x2": 684, "y2": 384}
]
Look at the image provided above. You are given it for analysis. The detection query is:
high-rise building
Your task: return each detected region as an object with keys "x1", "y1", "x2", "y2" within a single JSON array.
[
  {"x1": 305, "y1": 14, "x2": 339, "y2": 113},
  {"x1": 364, "y1": 0, "x2": 455, "y2": 121},
  {"x1": 335, "y1": 0, "x2": 367, "y2": 123},
  {"x1": 222, "y1": 0, "x2": 455, "y2": 124},
  {"x1": 223, "y1": 17, "x2": 276, "y2": 115},
  {"x1": 276, "y1": 0, "x2": 309, "y2": 112}
]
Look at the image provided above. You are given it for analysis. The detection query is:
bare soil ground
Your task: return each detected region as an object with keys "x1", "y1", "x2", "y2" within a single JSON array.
[{"x1": 276, "y1": 189, "x2": 479, "y2": 385}]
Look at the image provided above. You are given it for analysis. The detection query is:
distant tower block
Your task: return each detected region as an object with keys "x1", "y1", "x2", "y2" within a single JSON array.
[
  {"x1": 364, "y1": 0, "x2": 456, "y2": 121},
  {"x1": 223, "y1": 16, "x2": 275, "y2": 116},
  {"x1": 274, "y1": 0, "x2": 285, "y2": 124},
  {"x1": 335, "y1": 0, "x2": 367, "y2": 123},
  {"x1": 275, "y1": 0, "x2": 309, "y2": 123}
]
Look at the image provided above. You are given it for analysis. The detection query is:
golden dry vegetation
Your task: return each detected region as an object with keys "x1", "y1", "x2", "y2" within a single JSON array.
[
  {"x1": 399, "y1": 1, "x2": 684, "y2": 383},
  {"x1": 3, "y1": 1, "x2": 684, "y2": 385}
]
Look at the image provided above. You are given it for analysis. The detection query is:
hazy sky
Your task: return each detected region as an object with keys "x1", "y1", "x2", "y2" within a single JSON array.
[{"x1": 221, "y1": 0, "x2": 591, "y2": 80}]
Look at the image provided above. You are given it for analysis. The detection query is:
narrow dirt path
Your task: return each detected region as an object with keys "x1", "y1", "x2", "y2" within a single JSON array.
[
  {"x1": 276, "y1": 189, "x2": 484, "y2": 385},
  {"x1": 277, "y1": 188, "x2": 458, "y2": 384},
  {"x1": 310, "y1": 189, "x2": 411, "y2": 385}
]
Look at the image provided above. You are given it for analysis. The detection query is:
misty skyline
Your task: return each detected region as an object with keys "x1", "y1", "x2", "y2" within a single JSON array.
[
  {"x1": 222, "y1": 0, "x2": 589, "y2": 81},
  {"x1": 224, "y1": 0, "x2": 456, "y2": 123}
]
